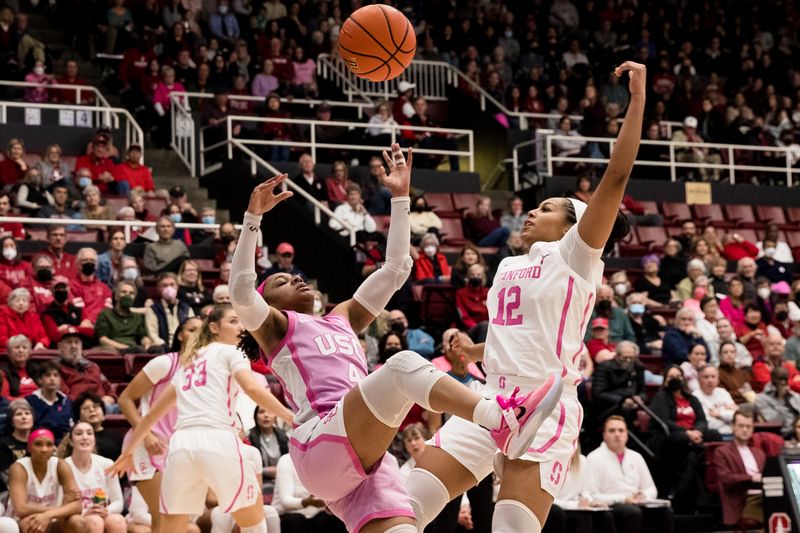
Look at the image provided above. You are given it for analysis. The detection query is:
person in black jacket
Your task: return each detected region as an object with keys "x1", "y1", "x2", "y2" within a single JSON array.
[
  {"x1": 0, "y1": 399, "x2": 33, "y2": 492},
  {"x1": 592, "y1": 341, "x2": 646, "y2": 423},
  {"x1": 649, "y1": 365, "x2": 721, "y2": 512},
  {"x1": 248, "y1": 404, "x2": 289, "y2": 499},
  {"x1": 2, "y1": 335, "x2": 39, "y2": 399}
]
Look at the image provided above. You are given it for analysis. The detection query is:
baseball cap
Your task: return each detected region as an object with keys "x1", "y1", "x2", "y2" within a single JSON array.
[
  {"x1": 59, "y1": 326, "x2": 81, "y2": 341},
  {"x1": 397, "y1": 81, "x2": 416, "y2": 93},
  {"x1": 683, "y1": 116, "x2": 698, "y2": 129},
  {"x1": 591, "y1": 318, "x2": 609, "y2": 329},
  {"x1": 53, "y1": 275, "x2": 70, "y2": 287},
  {"x1": 93, "y1": 133, "x2": 109, "y2": 144},
  {"x1": 169, "y1": 185, "x2": 185, "y2": 198},
  {"x1": 276, "y1": 242, "x2": 294, "y2": 255}
]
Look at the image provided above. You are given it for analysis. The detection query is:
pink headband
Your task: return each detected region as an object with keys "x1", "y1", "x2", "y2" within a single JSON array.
[{"x1": 28, "y1": 428, "x2": 55, "y2": 446}]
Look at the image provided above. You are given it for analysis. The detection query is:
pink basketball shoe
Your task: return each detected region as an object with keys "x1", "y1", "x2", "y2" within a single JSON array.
[{"x1": 490, "y1": 373, "x2": 563, "y2": 460}]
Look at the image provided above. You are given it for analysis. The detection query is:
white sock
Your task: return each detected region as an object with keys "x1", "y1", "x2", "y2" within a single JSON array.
[
  {"x1": 472, "y1": 397, "x2": 502, "y2": 430},
  {"x1": 239, "y1": 520, "x2": 267, "y2": 533}
]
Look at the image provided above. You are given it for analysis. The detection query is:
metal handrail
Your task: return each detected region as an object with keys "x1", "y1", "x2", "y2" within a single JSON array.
[
  {"x1": 0, "y1": 101, "x2": 145, "y2": 161},
  {"x1": 222, "y1": 114, "x2": 474, "y2": 172},
  {"x1": 173, "y1": 91, "x2": 375, "y2": 118},
  {"x1": 534, "y1": 130, "x2": 800, "y2": 186},
  {"x1": 224, "y1": 138, "x2": 359, "y2": 247},
  {"x1": 0, "y1": 80, "x2": 112, "y2": 108},
  {"x1": 315, "y1": 55, "x2": 375, "y2": 105}
]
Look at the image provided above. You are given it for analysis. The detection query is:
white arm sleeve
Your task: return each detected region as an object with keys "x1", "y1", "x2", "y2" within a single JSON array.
[
  {"x1": 353, "y1": 197, "x2": 413, "y2": 316},
  {"x1": 229, "y1": 211, "x2": 271, "y2": 331},
  {"x1": 557, "y1": 224, "x2": 603, "y2": 283}
]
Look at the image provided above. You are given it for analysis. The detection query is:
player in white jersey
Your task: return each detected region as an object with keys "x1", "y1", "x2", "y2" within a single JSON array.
[
  {"x1": 108, "y1": 305, "x2": 293, "y2": 533},
  {"x1": 0, "y1": 429, "x2": 83, "y2": 533},
  {"x1": 117, "y1": 316, "x2": 203, "y2": 533},
  {"x1": 406, "y1": 62, "x2": 648, "y2": 533}
]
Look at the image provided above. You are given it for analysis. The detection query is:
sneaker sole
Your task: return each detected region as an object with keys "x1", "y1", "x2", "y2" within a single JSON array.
[{"x1": 506, "y1": 373, "x2": 564, "y2": 460}]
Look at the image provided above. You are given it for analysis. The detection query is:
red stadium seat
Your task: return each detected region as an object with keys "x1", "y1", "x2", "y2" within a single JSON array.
[
  {"x1": 424, "y1": 193, "x2": 454, "y2": 213},
  {"x1": 67, "y1": 231, "x2": 100, "y2": 242},
  {"x1": 786, "y1": 207, "x2": 800, "y2": 224},
  {"x1": 439, "y1": 217, "x2": 469, "y2": 246},
  {"x1": 691, "y1": 204, "x2": 727, "y2": 227},
  {"x1": 723, "y1": 204, "x2": 757, "y2": 228},
  {"x1": 785, "y1": 230, "x2": 800, "y2": 249},
  {"x1": 635, "y1": 226, "x2": 668, "y2": 248},
  {"x1": 144, "y1": 197, "x2": 167, "y2": 216},
  {"x1": 637, "y1": 200, "x2": 659, "y2": 216},
  {"x1": 735, "y1": 228, "x2": 759, "y2": 244},
  {"x1": 417, "y1": 285, "x2": 457, "y2": 329},
  {"x1": 27, "y1": 228, "x2": 47, "y2": 241},
  {"x1": 84, "y1": 351, "x2": 127, "y2": 382},
  {"x1": 124, "y1": 353, "x2": 158, "y2": 376},
  {"x1": 451, "y1": 193, "x2": 481, "y2": 213},
  {"x1": 660, "y1": 202, "x2": 692, "y2": 224},
  {"x1": 104, "y1": 196, "x2": 129, "y2": 214},
  {"x1": 755, "y1": 205, "x2": 787, "y2": 226}
]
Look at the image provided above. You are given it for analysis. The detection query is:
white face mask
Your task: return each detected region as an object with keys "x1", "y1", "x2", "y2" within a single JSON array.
[
  {"x1": 33, "y1": 66, "x2": 44, "y2": 76},
  {"x1": 757, "y1": 287, "x2": 770, "y2": 300},
  {"x1": 2, "y1": 248, "x2": 16, "y2": 261},
  {"x1": 614, "y1": 283, "x2": 627, "y2": 296},
  {"x1": 764, "y1": 247, "x2": 776, "y2": 258},
  {"x1": 218, "y1": 4, "x2": 228, "y2": 13},
  {"x1": 423, "y1": 245, "x2": 437, "y2": 257}
]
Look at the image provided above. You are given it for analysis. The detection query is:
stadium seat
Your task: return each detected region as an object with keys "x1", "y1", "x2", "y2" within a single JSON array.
[
  {"x1": 735, "y1": 228, "x2": 759, "y2": 244},
  {"x1": 723, "y1": 204, "x2": 757, "y2": 228},
  {"x1": 635, "y1": 226, "x2": 668, "y2": 248},
  {"x1": 424, "y1": 193, "x2": 454, "y2": 213},
  {"x1": 124, "y1": 353, "x2": 157, "y2": 376},
  {"x1": 104, "y1": 196, "x2": 129, "y2": 214},
  {"x1": 439, "y1": 217, "x2": 469, "y2": 246},
  {"x1": 637, "y1": 200, "x2": 659, "y2": 216},
  {"x1": 638, "y1": 354, "x2": 664, "y2": 376},
  {"x1": 786, "y1": 207, "x2": 800, "y2": 224},
  {"x1": 67, "y1": 231, "x2": 101, "y2": 242},
  {"x1": 417, "y1": 285, "x2": 457, "y2": 329},
  {"x1": 691, "y1": 204, "x2": 727, "y2": 227},
  {"x1": 660, "y1": 202, "x2": 692, "y2": 224},
  {"x1": 144, "y1": 197, "x2": 167, "y2": 215},
  {"x1": 451, "y1": 193, "x2": 481, "y2": 213},
  {"x1": 84, "y1": 351, "x2": 127, "y2": 382},
  {"x1": 754, "y1": 205, "x2": 787, "y2": 227}
]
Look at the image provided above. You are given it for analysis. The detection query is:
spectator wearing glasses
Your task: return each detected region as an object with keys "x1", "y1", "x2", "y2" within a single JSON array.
[{"x1": 262, "y1": 242, "x2": 306, "y2": 282}]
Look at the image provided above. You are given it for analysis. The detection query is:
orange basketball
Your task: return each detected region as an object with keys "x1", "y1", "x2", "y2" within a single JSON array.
[{"x1": 338, "y1": 4, "x2": 416, "y2": 82}]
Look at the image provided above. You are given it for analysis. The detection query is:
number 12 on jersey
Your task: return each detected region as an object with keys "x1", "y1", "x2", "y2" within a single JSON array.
[{"x1": 492, "y1": 286, "x2": 523, "y2": 326}]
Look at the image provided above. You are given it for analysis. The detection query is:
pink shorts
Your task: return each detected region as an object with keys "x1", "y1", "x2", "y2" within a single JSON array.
[{"x1": 289, "y1": 400, "x2": 415, "y2": 533}]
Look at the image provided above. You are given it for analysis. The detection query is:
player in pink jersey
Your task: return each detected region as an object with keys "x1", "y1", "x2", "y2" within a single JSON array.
[
  {"x1": 117, "y1": 316, "x2": 202, "y2": 533},
  {"x1": 230, "y1": 144, "x2": 563, "y2": 533},
  {"x1": 405, "y1": 62, "x2": 648, "y2": 533},
  {"x1": 108, "y1": 305, "x2": 293, "y2": 533}
]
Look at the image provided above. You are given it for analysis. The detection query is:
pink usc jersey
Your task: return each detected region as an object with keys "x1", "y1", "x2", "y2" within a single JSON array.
[{"x1": 262, "y1": 311, "x2": 368, "y2": 427}]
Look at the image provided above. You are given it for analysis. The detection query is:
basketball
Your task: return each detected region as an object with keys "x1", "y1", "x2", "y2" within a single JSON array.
[{"x1": 338, "y1": 4, "x2": 416, "y2": 82}]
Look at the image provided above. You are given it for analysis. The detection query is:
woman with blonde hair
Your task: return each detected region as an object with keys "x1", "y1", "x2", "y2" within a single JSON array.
[
  {"x1": 177, "y1": 260, "x2": 212, "y2": 315},
  {"x1": 0, "y1": 138, "x2": 28, "y2": 187},
  {"x1": 36, "y1": 144, "x2": 72, "y2": 187}
]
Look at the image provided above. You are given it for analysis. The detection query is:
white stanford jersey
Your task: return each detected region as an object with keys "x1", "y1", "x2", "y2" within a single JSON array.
[
  {"x1": 484, "y1": 227, "x2": 603, "y2": 388},
  {"x1": 172, "y1": 342, "x2": 251, "y2": 433},
  {"x1": 7, "y1": 457, "x2": 62, "y2": 518}
]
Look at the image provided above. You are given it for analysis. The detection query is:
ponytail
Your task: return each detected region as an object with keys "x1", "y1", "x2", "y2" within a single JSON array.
[{"x1": 179, "y1": 304, "x2": 232, "y2": 367}]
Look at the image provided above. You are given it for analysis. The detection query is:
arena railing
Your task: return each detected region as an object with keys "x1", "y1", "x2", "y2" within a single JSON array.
[
  {"x1": 0, "y1": 80, "x2": 113, "y2": 109},
  {"x1": 169, "y1": 92, "x2": 377, "y2": 176},
  {"x1": 315, "y1": 54, "x2": 683, "y2": 135},
  {"x1": 0, "y1": 100, "x2": 145, "y2": 159},
  {"x1": 208, "y1": 114, "x2": 474, "y2": 173},
  {"x1": 531, "y1": 129, "x2": 800, "y2": 186}
]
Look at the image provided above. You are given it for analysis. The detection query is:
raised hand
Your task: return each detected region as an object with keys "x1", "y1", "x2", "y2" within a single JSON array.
[
  {"x1": 378, "y1": 143, "x2": 413, "y2": 197},
  {"x1": 246, "y1": 174, "x2": 294, "y2": 216},
  {"x1": 614, "y1": 61, "x2": 646, "y2": 97}
]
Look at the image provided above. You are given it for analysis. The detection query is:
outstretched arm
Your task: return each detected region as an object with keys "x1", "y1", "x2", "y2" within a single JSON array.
[
  {"x1": 235, "y1": 368, "x2": 294, "y2": 424},
  {"x1": 577, "y1": 62, "x2": 646, "y2": 249},
  {"x1": 334, "y1": 144, "x2": 414, "y2": 333},
  {"x1": 230, "y1": 175, "x2": 294, "y2": 352}
]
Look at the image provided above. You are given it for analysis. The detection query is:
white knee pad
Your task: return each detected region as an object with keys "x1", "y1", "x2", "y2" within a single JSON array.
[
  {"x1": 210, "y1": 507, "x2": 234, "y2": 533},
  {"x1": 492, "y1": 500, "x2": 541, "y2": 533},
  {"x1": 0, "y1": 517, "x2": 19, "y2": 533},
  {"x1": 359, "y1": 350, "x2": 444, "y2": 427},
  {"x1": 383, "y1": 525, "x2": 417, "y2": 533},
  {"x1": 406, "y1": 468, "x2": 452, "y2": 532},
  {"x1": 263, "y1": 505, "x2": 280, "y2": 533},
  {"x1": 240, "y1": 520, "x2": 267, "y2": 533}
]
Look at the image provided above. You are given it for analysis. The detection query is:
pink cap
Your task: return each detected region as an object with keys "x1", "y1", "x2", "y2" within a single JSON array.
[
  {"x1": 591, "y1": 317, "x2": 609, "y2": 329},
  {"x1": 276, "y1": 242, "x2": 294, "y2": 255}
]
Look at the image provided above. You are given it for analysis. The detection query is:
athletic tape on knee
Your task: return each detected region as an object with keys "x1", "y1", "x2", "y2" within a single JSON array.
[
  {"x1": 492, "y1": 500, "x2": 541, "y2": 533},
  {"x1": 383, "y1": 525, "x2": 417, "y2": 533},
  {"x1": 406, "y1": 468, "x2": 451, "y2": 530},
  {"x1": 239, "y1": 520, "x2": 267, "y2": 533}
]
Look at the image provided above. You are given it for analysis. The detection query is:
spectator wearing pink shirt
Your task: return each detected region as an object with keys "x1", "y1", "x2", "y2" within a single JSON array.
[
  {"x1": 290, "y1": 47, "x2": 317, "y2": 97},
  {"x1": 152, "y1": 67, "x2": 187, "y2": 148},
  {"x1": 23, "y1": 60, "x2": 52, "y2": 103}
]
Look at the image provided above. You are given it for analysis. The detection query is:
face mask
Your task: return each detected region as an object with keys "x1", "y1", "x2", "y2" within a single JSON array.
[
  {"x1": 413, "y1": 204, "x2": 426, "y2": 212},
  {"x1": 313, "y1": 298, "x2": 323, "y2": 314},
  {"x1": 383, "y1": 346, "x2": 401, "y2": 359},
  {"x1": 119, "y1": 295, "x2": 135, "y2": 309},
  {"x1": 53, "y1": 289, "x2": 68, "y2": 304},
  {"x1": 597, "y1": 300, "x2": 612, "y2": 314},
  {"x1": 202, "y1": 215, "x2": 215, "y2": 225},
  {"x1": 776, "y1": 311, "x2": 789, "y2": 321},
  {"x1": 206, "y1": 50, "x2": 216, "y2": 61},
  {"x1": 666, "y1": 378, "x2": 683, "y2": 392},
  {"x1": 390, "y1": 321, "x2": 405, "y2": 334},
  {"x1": 122, "y1": 267, "x2": 139, "y2": 280},
  {"x1": 614, "y1": 283, "x2": 627, "y2": 296},
  {"x1": 2, "y1": 248, "x2": 16, "y2": 261},
  {"x1": 170, "y1": 213, "x2": 182, "y2": 223},
  {"x1": 628, "y1": 303, "x2": 645, "y2": 316},
  {"x1": 33, "y1": 66, "x2": 44, "y2": 76},
  {"x1": 505, "y1": 30, "x2": 513, "y2": 38},
  {"x1": 78, "y1": 176, "x2": 91, "y2": 188},
  {"x1": 757, "y1": 287, "x2": 770, "y2": 300},
  {"x1": 218, "y1": 4, "x2": 228, "y2": 13},
  {"x1": 693, "y1": 287, "x2": 707, "y2": 300},
  {"x1": 36, "y1": 269, "x2": 52, "y2": 282},
  {"x1": 764, "y1": 247, "x2": 776, "y2": 258},
  {"x1": 81, "y1": 263, "x2": 96, "y2": 276},
  {"x1": 468, "y1": 277, "x2": 482, "y2": 288},
  {"x1": 423, "y1": 245, "x2": 437, "y2": 258},
  {"x1": 161, "y1": 286, "x2": 178, "y2": 302}
]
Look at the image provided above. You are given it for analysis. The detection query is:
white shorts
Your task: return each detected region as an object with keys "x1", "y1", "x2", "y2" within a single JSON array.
[
  {"x1": 159, "y1": 428, "x2": 260, "y2": 516},
  {"x1": 428, "y1": 374, "x2": 583, "y2": 498}
]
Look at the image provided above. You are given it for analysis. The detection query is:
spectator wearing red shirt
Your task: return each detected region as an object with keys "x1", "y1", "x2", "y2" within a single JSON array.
[
  {"x1": 264, "y1": 37, "x2": 294, "y2": 84},
  {"x1": 228, "y1": 74, "x2": 254, "y2": 114},
  {"x1": 41, "y1": 276, "x2": 95, "y2": 348},
  {"x1": 113, "y1": 144, "x2": 154, "y2": 193},
  {"x1": 70, "y1": 248, "x2": 112, "y2": 324},
  {"x1": 74, "y1": 135, "x2": 129, "y2": 196},
  {"x1": 120, "y1": 40, "x2": 157, "y2": 93},
  {"x1": 751, "y1": 331, "x2": 800, "y2": 393},
  {"x1": 735, "y1": 303, "x2": 769, "y2": 359},
  {"x1": 411, "y1": 233, "x2": 451, "y2": 284},
  {"x1": 0, "y1": 138, "x2": 29, "y2": 187},
  {"x1": 56, "y1": 331, "x2": 116, "y2": 407},
  {"x1": 21, "y1": 254, "x2": 57, "y2": 314},
  {"x1": 260, "y1": 93, "x2": 293, "y2": 163},
  {"x1": 587, "y1": 317, "x2": 616, "y2": 363},
  {"x1": 2, "y1": 334, "x2": 39, "y2": 398},
  {"x1": 41, "y1": 225, "x2": 77, "y2": 278},
  {"x1": 721, "y1": 232, "x2": 759, "y2": 262},
  {"x1": 0, "y1": 192, "x2": 25, "y2": 240},
  {"x1": 0, "y1": 237, "x2": 31, "y2": 288},
  {"x1": 325, "y1": 160, "x2": 351, "y2": 207},
  {"x1": 455, "y1": 264, "x2": 489, "y2": 329},
  {"x1": 0, "y1": 288, "x2": 50, "y2": 349},
  {"x1": 54, "y1": 60, "x2": 93, "y2": 105}
]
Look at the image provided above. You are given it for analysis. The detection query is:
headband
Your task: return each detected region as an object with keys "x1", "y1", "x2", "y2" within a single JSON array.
[
  {"x1": 28, "y1": 428, "x2": 55, "y2": 446},
  {"x1": 568, "y1": 198, "x2": 588, "y2": 223}
]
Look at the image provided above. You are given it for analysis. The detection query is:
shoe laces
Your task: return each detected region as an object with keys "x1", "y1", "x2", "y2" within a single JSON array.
[{"x1": 496, "y1": 386, "x2": 522, "y2": 411}]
